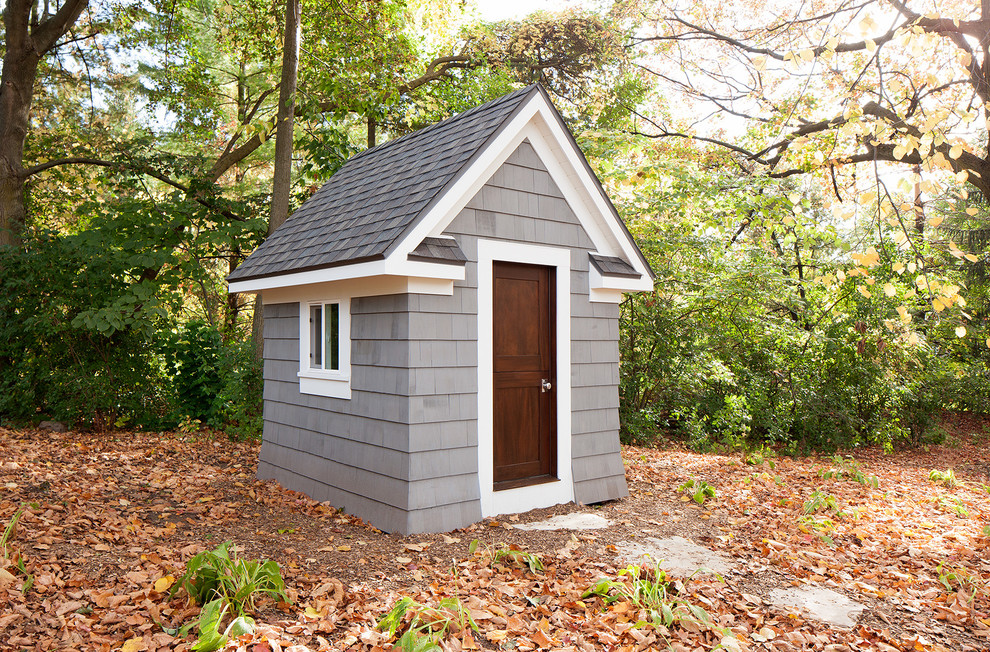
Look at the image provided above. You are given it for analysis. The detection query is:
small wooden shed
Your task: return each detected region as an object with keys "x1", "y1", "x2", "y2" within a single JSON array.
[{"x1": 228, "y1": 85, "x2": 654, "y2": 534}]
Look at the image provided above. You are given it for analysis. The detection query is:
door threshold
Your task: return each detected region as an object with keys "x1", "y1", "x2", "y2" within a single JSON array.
[{"x1": 494, "y1": 475, "x2": 558, "y2": 492}]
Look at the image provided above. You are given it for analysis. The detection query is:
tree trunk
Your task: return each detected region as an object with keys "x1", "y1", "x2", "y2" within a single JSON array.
[
  {"x1": 269, "y1": 0, "x2": 301, "y2": 237},
  {"x1": 253, "y1": 0, "x2": 302, "y2": 362},
  {"x1": 1, "y1": 0, "x2": 89, "y2": 246},
  {"x1": 0, "y1": 6, "x2": 41, "y2": 247}
]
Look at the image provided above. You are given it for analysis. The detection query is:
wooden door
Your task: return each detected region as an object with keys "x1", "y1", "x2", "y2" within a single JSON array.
[{"x1": 492, "y1": 261, "x2": 556, "y2": 490}]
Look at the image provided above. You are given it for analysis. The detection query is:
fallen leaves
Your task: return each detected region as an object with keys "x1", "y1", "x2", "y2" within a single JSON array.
[{"x1": 2, "y1": 424, "x2": 990, "y2": 651}]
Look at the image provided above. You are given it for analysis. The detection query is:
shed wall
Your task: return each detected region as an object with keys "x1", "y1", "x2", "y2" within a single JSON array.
[
  {"x1": 257, "y1": 298, "x2": 418, "y2": 533},
  {"x1": 430, "y1": 139, "x2": 627, "y2": 513},
  {"x1": 256, "y1": 138, "x2": 628, "y2": 534}
]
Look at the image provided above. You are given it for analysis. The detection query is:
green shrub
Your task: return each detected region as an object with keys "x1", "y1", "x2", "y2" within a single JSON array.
[
  {"x1": 167, "y1": 321, "x2": 224, "y2": 423},
  {"x1": 0, "y1": 230, "x2": 176, "y2": 429},
  {"x1": 159, "y1": 322, "x2": 262, "y2": 439},
  {"x1": 212, "y1": 338, "x2": 263, "y2": 439}
]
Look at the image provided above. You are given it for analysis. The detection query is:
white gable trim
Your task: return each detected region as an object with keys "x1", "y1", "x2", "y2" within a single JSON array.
[
  {"x1": 228, "y1": 259, "x2": 463, "y2": 294},
  {"x1": 388, "y1": 92, "x2": 653, "y2": 285}
]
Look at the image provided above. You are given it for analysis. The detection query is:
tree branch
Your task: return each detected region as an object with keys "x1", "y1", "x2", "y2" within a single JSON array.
[
  {"x1": 23, "y1": 157, "x2": 246, "y2": 222},
  {"x1": 31, "y1": 0, "x2": 89, "y2": 55}
]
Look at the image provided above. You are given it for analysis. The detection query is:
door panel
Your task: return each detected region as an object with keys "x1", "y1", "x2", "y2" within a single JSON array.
[{"x1": 492, "y1": 262, "x2": 555, "y2": 490}]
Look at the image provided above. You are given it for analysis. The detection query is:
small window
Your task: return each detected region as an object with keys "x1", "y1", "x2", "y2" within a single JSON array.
[
  {"x1": 299, "y1": 298, "x2": 350, "y2": 399},
  {"x1": 309, "y1": 302, "x2": 340, "y2": 371}
]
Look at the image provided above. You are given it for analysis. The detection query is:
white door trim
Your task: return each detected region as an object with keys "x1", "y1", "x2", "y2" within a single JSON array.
[{"x1": 477, "y1": 239, "x2": 573, "y2": 517}]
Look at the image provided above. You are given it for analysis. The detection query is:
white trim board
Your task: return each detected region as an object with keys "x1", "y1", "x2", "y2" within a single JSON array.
[
  {"x1": 258, "y1": 276, "x2": 455, "y2": 304},
  {"x1": 229, "y1": 260, "x2": 464, "y2": 294},
  {"x1": 228, "y1": 89, "x2": 652, "y2": 297},
  {"x1": 476, "y1": 239, "x2": 574, "y2": 517},
  {"x1": 393, "y1": 94, "x2": 653, "y2": 285}
]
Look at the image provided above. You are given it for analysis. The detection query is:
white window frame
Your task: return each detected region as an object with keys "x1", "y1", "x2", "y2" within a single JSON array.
[{"x1": 298, "y1": 297, "x2": 351, "y2": 399}]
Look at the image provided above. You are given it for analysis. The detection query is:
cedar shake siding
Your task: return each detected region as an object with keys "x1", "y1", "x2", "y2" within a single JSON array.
[
  {"x1": 440, "y1": 140, "x2": 628, "y2": 508},
  {"x1": 257, "y1": 297, "x2": 421, "y2": 533},
  {"x1": 256, "y1": 140, "x2": 628, "y2": 533},
  {"x1": 237, "y1": 85, "x2": 652, "y2": 534}
]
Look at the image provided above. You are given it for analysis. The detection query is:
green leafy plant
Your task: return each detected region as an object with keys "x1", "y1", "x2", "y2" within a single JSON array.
[
  {"x1": 938, "y1": 496, "x2": 969, "y2": 518},
  {"x1": 818, "y1": 455, "x2": 880, "y2": 488},
  {"x1": 743, "y1": 444, "x2": 776, "y2": 468},
  {"x1": 582, "y1": 561, "x2": 721, "y2": 641},
  {"x1": 375, "y1": 596, "x2": 478, "y2": 652},
  {"x1": 797, "y1": 515, "x2": 836, "y2": 532},
  {"x1": 803, "y1": 489, "x2": 839, "y2": 515},
  {"x1": 1, "y1": 506, "x2": 25, "y2": 558},
  {"x1": 678, "y1": 478, "x2": 717, "y2": 505},
  {"x1": 929, "y1": 468, "x2": 958, "y2": 489},
  {"x1": 188, "y1": 600, "x2": 257, "y2": 652},
  {"x1": 1, "y1": 505, "x2": 33, "y2": 593},
  {"x1": 468, "y1": 539, "x2": 543, "y2": 573},
  {"x1": 936, "y1": 562, "x2": 982, "y2": 606},
  {"x1": 171, "y1": 541, "x2": 289, "y2": 651},
  {"x1": 797, "y1": 515, "x2": 837, "y2": 546}
]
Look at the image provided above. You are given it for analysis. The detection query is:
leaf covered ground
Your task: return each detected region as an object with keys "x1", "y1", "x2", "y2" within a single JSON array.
[{"x1": 1, "y1": 416, "x2": 989, "y2": 652}]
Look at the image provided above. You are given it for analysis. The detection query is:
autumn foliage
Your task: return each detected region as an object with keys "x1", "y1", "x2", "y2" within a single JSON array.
[{"x1": 2, "y1": 422, "x2": 988, "y2": 651}]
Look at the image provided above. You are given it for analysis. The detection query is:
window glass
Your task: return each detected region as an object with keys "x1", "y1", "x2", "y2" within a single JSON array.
[
  {"x1": 328, "y1": 303, "x2": 339, "y2": 370},
  {"x1": 310, "y1": 304, "x2": 322, "y2": 369}
]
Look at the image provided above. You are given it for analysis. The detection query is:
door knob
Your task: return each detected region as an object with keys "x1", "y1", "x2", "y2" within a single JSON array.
[{"x1": 541, "y1": 379, "x2": 552, "y2": 392}]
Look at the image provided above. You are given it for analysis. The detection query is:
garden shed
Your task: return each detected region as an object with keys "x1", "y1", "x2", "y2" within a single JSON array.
[{"x1": 227, "y1": 85, "x2": 654, "y2": 534}]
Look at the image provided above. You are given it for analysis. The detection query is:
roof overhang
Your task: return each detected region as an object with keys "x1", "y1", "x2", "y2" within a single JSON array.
[
  {"x1": 227, "y1": 258, "x2": 464, "y2": 295},
  {"x1": 229, "y1": 86, "x2": 653, "y2": 298}
]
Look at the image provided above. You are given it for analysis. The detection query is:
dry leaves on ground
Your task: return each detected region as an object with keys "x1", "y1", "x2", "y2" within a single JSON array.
[{"x1": 1, "y1": 415, "x2": 988, "y2": 651}]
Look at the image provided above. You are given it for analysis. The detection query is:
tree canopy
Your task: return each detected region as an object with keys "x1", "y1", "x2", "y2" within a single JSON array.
[{"x1": 1, "y1": 0, "x2": 989, "y2": 450}]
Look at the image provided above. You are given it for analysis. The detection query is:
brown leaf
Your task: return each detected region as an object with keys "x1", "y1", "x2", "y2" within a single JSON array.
[{"x1": 55, "y1": 600, "x2": 83, "y2": 616}]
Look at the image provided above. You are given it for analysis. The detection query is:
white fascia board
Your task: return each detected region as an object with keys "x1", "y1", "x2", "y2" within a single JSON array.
[
  {"x1": 227, "y1": 258, "x2": 463, "y2": 294},
  {"x1": 259, "y1": 275, "x2": 454, "y2": 305},
  {"x1": 589, "y1": 264, "x2": 654, "y2": 293},
  {"x1": 589, "y1": 288, "x2": 625, "y2": 304},
  {"x1": 388, "y1": 91, "x2": 652, "y2": 283}
]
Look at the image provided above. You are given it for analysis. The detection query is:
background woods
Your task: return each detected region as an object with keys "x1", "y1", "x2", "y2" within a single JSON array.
[
  {"x1": 1, "y1": 0, "x2": 989, "y2": 453},
  {"x1": 0, "y1": 0, "x2": 627, "y2": 431}
]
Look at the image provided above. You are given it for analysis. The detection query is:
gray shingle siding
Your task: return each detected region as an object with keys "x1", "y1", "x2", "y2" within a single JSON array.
[
  {"x1": 256, "y1": 299, "x2": 421, "y2": 533},
  {"x1": 441, "y1": 139, "x2": 628, "y2": 511},
  {"x1": 256, "y1": 137, "x2": 628, "y2": 533}
]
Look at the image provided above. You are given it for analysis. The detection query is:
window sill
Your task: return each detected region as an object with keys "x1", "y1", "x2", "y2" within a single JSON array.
[{"x1": 298, "y1": 372, "x2": 351, "y2": 399}]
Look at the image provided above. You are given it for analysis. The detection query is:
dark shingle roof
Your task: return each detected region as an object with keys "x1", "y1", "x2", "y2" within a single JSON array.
[
  {"x1": 407, "y1": 237, "x2": 467, "y2": 265},
  {"x1": 227, "y1": 85, "x2": 539, "y2": 283},
  {"x1": 589, "y1": 253, "x2": 641, "y2": 278}
]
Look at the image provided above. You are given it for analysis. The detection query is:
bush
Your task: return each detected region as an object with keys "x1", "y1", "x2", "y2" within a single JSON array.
[
  {"x1": 162, "y1": 322, "x2": 263, "y2": 439},
  {"x1": 167, "y1": 321, "x2": 225, "y2": 423},
  {"x1": 0, "y1": 232, "x2": 262, "y2": 436},
  {"x1": 616, "y1": 182, "x2": 990, "y2": 453},
  {"x1": 0, "y1": 231, "x2": 175, "y2": 429}
]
